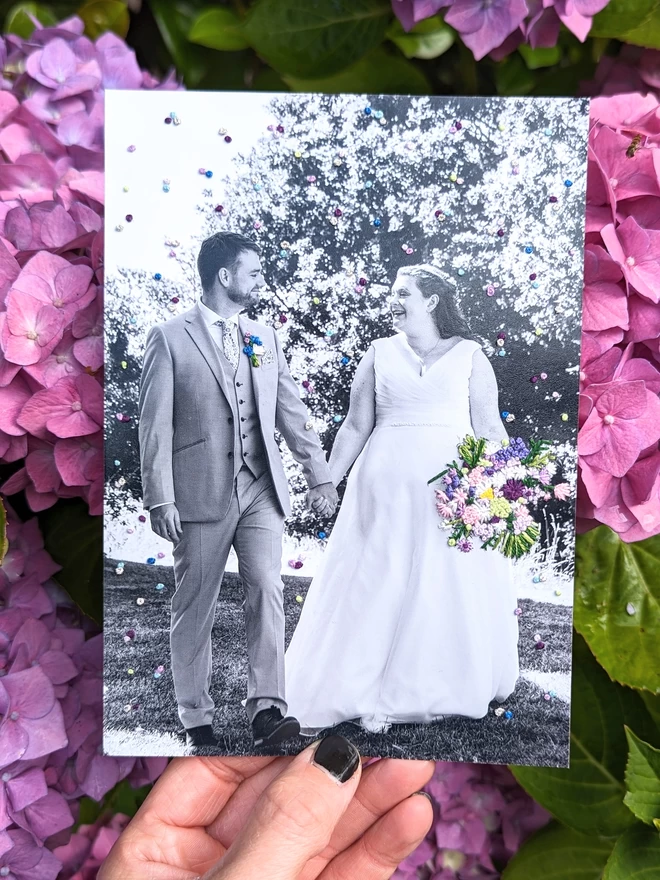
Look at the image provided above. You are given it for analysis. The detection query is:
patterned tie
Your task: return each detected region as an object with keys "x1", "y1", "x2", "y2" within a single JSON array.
[{"x1": 215, "y1": 319, "x2": 239, "y2": 370}]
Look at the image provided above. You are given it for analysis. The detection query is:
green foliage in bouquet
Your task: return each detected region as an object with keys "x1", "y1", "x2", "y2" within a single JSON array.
[{"x1": 429, "y1": 435, "x2": 563, "y2": 559}]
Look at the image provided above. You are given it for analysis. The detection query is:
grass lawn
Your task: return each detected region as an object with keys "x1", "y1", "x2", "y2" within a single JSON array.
[{"x1": 104, "y1": 558, "x2": 571, "y2": 766}]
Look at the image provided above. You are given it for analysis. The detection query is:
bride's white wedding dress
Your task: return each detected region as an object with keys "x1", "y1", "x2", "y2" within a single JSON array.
[{"x1": 284, "y1": 334, "x2": 519, "y2": 732}]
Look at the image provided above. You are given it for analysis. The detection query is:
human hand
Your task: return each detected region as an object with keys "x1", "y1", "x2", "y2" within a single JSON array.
[
  {"x1": 306, "y1": 482, "x2": 339, "y2": 518},
  {"x1": 98, "y1": 735, "x2": 434, "y2": 880},
  {"x1": 150, "y1": 503, "x2": 183, "y2": 544}
]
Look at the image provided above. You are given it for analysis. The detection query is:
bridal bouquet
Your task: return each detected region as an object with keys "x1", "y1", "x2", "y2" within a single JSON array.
[{"x1": 429, "y1": 436, "x2": 570, "y2": 558}]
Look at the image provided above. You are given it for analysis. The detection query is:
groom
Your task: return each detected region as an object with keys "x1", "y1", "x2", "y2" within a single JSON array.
[{"x1": 138, "y1": 231, "x2": 338, "y2": 750}]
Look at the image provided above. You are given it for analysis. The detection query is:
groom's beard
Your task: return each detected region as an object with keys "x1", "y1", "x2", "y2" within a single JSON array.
[{"x1": 227, "y1": 286, "x2": 260, "y2": 310}]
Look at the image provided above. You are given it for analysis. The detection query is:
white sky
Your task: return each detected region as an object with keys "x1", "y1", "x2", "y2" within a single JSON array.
[{"x1": 104, "y1": 90, "x2": 277, "y2": 278}]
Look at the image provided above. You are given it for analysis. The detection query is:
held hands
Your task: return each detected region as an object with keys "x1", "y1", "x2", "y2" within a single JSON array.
[
  {"x1": 306, "y1": 482, "x2": 339, "y2": 518},
  {"x1": 98, "y1": 737, "x2": 435, "y2": 880},
  {"x1": 150, "y1": 503, "x2": 183, "y2": 544}
]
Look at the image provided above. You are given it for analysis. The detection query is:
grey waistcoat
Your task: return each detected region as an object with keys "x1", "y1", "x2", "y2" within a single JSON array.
[{"x1": 217, "y1": 336, "x2": 268, "y2": 480}]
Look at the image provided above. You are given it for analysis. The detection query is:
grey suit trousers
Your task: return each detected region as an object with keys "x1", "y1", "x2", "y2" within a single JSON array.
[{"x1": 171, "y1": 467, "x2": 287, "y2": 729}]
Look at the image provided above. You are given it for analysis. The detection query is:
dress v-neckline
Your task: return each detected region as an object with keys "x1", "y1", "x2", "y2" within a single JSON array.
[{"x1": 400, "y1": 335, "x2": 466, "y2": 377}]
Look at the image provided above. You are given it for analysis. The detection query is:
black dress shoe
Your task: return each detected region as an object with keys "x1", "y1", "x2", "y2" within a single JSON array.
[
  {"x1": 252, "y1": 707, "x2": 301, "y2": 747},
  {"x1": 185, "y1": 724, "x2": 219, "y2": 748}
]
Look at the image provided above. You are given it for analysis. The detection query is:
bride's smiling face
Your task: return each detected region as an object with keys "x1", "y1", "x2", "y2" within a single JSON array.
[{"x1": 389, "y1": 275, "x2": 438, "y2": 334}]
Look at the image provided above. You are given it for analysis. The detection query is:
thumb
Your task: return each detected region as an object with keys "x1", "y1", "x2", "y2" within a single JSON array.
[{"x1": 204, "y1": 735, "x2": 361, "y2": 880}]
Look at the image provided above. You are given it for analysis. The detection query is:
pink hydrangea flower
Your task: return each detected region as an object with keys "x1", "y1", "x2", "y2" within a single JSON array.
[
  {"x1": 0, "y1": 828, "x2": 61, "y2": 880},
  {"x1": 25, "y1": 38, "x2": 101, "y2": 100},
  {"x1": 392, "y1": 0, "x2": 609, "y2": 56},
  {"x1": 444, "y1": 0, "x2": 528, "y2": 60},
  {"x1": 579, "y1": 379, "x2": 660, "y2": 477},
  {"x1": 1, "y1": 290, "x2": 66, "y2": 366},
  {"x1": 601, "y1": 216, "x2": 660, "y2": 303},
  {"x1": 582, "y1": 243, "x2": 628, "y2": 330},
  {"x1": 17, "y1": 374, "x2": 102, "y2": 440},
  {"x1": 0, "y1": 505, "x2": 167, "y2": 874},
  {"x1": 391, "y1": 0, "x2": 450, "y2": 31}
]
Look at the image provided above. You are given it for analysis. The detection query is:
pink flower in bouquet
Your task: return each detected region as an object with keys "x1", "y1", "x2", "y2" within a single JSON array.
[
  {"x1": 554, "y1": 482, "x2": 571, "y2": 500},
  {"x1": 461, "y1": 505, "x2": 482, "y2": 526}
]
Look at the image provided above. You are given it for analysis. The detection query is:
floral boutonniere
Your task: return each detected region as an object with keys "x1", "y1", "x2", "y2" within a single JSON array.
[{"x1": 243, "y1": 332, "x2": 264, "y2": 367}]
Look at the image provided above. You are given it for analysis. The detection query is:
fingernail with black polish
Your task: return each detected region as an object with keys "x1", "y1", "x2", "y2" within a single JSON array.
[{"x1": 313, "y1": 735, "x2": 360, "y2": 783}]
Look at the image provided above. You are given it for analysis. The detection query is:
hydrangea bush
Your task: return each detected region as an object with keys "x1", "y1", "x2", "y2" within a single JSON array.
[
  {"x1": 392, "y1": 0, "x2": 611, "y2": 60},
  {"x1": 0, "y1": 6, "x2": 659, "y2": 880},
  {"x1": 0, "y1": 503, "x2": 166, "y2": 879}
]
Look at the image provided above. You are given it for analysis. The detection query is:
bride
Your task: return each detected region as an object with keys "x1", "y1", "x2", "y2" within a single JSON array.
[{"x1": 285, "y1": 264, "x2": 520, "y2": 734}]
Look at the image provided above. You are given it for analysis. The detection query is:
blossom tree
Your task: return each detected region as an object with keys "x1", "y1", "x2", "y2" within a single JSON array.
[{"x1": 106, "y1": 93, "x2": 587, "y2": 555}]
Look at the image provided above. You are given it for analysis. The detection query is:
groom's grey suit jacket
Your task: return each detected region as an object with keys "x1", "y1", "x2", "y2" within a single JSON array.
[{"x1": 138, "y1": 305, "x2": 331, "y2": 522}]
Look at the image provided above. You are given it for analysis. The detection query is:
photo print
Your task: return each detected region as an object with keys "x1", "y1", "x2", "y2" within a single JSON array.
[{"x1": 104, "y1": 90, "x2": 589, "y2": 766}]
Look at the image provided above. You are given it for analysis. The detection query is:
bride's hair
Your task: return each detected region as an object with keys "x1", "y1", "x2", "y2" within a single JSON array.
[{"x1": 397, "y1": 264, "x2": 475, "y2": 340}]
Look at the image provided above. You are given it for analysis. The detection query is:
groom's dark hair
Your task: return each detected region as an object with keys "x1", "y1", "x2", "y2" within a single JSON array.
[{"x1": 198, "y1": 232, "x2": 261, "y2": 291}]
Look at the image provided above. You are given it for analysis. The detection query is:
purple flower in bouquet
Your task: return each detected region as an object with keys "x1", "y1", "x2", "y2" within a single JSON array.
[{"x1": 502, "y1": 479, "x2": 526, "y2": 501}]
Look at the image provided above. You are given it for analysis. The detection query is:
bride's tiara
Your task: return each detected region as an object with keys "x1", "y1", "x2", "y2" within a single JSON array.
[{"x1": 398, "y1": 263, "x2": 456, "y2": 286}]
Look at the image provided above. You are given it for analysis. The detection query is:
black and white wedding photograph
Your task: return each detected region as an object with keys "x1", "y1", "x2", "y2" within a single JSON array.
[{"x1": 103, "y1": 90, "x2": 589, "y2": 766}]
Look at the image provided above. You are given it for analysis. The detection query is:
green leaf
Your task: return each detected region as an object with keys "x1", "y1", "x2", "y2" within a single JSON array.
[
  {"x1": 603, "y1": 824, "x2": 660, "y2": 878},
  {"x1": 284, "y1": 47, "x2": 431, "y2": 95},
  {"x1": 105, "y1": 780, "x2": 152, "y2": 816},
  {"x1": 590, "y1": 0, "x2": 660, "y2": 49},
  {"x1": 494, "y1": 53, "x2": 537, "y2": 96},
  {"x1": 518, "y1": 44, "x2": 562, "y2": 70},
  {"x1": 78, "y1": 0, "x2": 129, "y2": 39},
  {"x1": 243, "y1": 0, "x2": 391, "y2": 78},
  {"x1": 386, "y1": 15, "x2": 455, "y2": 60},
  {"x1": 39, "y1": 500, "x2": 102, "y2": 624},
  {"x1": 4, "y1": 2, "x2": 57, "y2": 37},
  {"x1": 0, "y1": 498, "x2": 7, "y2": 564},
  {"x1": 625, "y1": 728, "x2": 660, "y2": 826},
  {"x1": 641, "y1": 692, "x2": 660, "y2": 733},
  {"x1": 148, "y1": 0, "x2": 210, "y2": 87},
  {"x1": 575, "y1": 528, "x2": 660, "y2": 694},
  {"x1": 501, "y1": 821, "x2": 614, "y2": 879},
  {"x1": 512, "y1": 635, "x2": 656, "y2": 838},
  {"x1": 188, "y1": 7, "x2": 249, "y2": 51}
]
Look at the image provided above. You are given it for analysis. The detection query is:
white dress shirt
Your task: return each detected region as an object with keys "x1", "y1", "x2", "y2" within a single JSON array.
[{"x1": 197, "y1": 298, "x2": 240, "y2": 354}]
